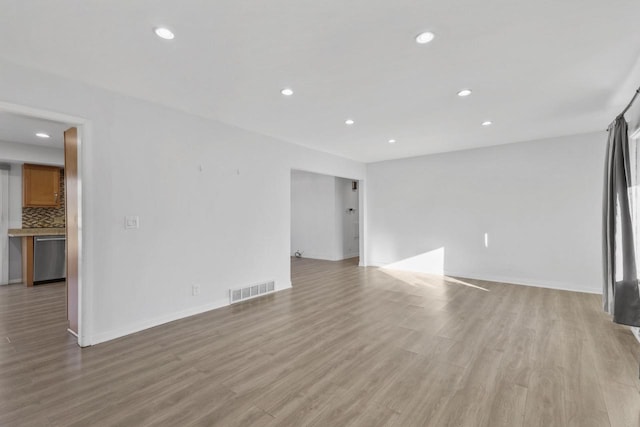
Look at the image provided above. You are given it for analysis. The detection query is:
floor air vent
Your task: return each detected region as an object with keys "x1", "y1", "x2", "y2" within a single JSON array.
[{"x1": 230, "y1": 280, "x2": 275, "y2": 304}]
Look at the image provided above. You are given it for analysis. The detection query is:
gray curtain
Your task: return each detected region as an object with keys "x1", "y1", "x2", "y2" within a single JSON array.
[{"x1": 603, "y1": 116, "x2": 640, "y2": 326}]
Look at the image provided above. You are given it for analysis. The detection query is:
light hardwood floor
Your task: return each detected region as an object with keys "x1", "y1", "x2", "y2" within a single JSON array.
[{"x1": 1, "y1": 258, "x2": 640, "y2": 426}]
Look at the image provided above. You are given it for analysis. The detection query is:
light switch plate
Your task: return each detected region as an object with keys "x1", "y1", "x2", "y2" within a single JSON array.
[{"x1": 125, "y1": 216, "x2": 139, "y2": 230}]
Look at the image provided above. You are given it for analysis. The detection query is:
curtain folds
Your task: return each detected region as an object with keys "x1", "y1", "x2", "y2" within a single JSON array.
[{"x1": 602, "y1": 116, "x2": 640, "y2": 326}]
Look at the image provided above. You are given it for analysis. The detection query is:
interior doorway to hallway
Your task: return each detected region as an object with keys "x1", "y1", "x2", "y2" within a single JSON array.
[{"x1": 290, "y1": 169, "x2": 361, "y2": 285}]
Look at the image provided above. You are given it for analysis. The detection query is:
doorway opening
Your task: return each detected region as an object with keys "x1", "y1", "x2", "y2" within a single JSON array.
[
  {"x1": 0, "y1": 103, "x2": 86, "y2": 347},
  {"x1": 290, "y1": 169, "x2": 362, "y2": 286}
]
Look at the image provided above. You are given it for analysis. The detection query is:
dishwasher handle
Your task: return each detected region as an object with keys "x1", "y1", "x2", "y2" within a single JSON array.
[{"x1": 35, "y1": 236, "x2": 66, "y2": 242}]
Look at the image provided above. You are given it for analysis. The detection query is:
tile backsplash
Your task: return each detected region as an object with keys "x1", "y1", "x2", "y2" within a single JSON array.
[{"x1": 22, "y1": 170, "x2": 66, "y2": 228}]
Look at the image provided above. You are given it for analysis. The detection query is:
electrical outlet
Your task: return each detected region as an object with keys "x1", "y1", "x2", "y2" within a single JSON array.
[
  {"x1": 124, "y1": 216, "x2": 139, "y2": 230},
  {"x1": 192, "y1": 284, "x2": 200, "y2": 296}
]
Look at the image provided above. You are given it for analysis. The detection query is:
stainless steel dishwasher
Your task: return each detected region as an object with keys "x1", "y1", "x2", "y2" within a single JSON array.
[{"x1": 33, "y1": 235, "x2": 66, "y2": 283}]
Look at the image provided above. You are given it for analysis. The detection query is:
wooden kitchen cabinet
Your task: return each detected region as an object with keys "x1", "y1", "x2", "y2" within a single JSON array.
[{"x1": 23, "y1": 164, "x2": 62, "y2": 207}]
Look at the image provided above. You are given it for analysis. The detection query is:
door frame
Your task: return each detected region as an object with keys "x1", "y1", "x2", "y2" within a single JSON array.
[
  {"x1": 0, "y1": 101, "x2": 90, "y2": 347},
  {"x1": 0, "y1": 166, "x2": 9, "y2": 285},
  {"x1": 289, "y1": 168, "x2": 367, "y2": 267}
]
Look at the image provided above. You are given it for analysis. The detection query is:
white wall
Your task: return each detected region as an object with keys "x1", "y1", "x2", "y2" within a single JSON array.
[
  {"x1": 0, "y1": 59, "x2": 366, "y2": 344},
  {"x1": 366, "y1": 132, "x2": 605, "y2": 294},
  {"x1": 8, "y1": 163, "x2": 22, "y2": 228},
  {"x1": 0, "y1": 167, "x2": 7, "y2": 285},
  {"x1": 290, "y1": 171, "x2": 359, "y2": 261},
  {"x1": 0, "y1": 163, "x2": 23, "y2": 285},
  {"x1": 8, "y1": 163, "x2": 22, "y2": 283},
  {"x1": 0, "y1": 140, "x2": 64, "y2": 166},
  {"x1": 291, "y1": 170, "x2": 338, "y2": 260}
]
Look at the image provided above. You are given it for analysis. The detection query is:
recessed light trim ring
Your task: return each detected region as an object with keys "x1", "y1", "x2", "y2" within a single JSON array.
[
  {"x1": 154, "y1": 27, "x2": 175, "y2": 40},
  {"x1": 415, "y1": 31, "x2": 435, "y2": 44}
]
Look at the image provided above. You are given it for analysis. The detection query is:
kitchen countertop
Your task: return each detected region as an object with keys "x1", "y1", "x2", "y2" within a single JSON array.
[{"x1": 8, "y1": 228, "x2": 66, "y2": 237}]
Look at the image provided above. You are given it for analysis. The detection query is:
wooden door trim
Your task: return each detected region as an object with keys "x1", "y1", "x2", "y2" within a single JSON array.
[{"x1": 64, "y1": 128, "x2": 79, "y2": 336}]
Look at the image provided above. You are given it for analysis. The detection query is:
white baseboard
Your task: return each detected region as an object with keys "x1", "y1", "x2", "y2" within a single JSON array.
[
  {"x1": 631, "y1": 327, "x2": 640, "y2": 344},
  {"x1": 292, "y1": 252, "x2": 338, "y2": 261},
  {"x1": 90, "y1": 284, "x2": 292, "y2": 346},
  {"x1": 293, "y1": 253, "x2": 359, "y2": 262},
  {"x1": 368, "y1": 259, "x2": 600, "y2": 295},
  {"x1": 90, "y1": 298, "x2": 229, "y2": 345},
  {"x1": 0, "y1": 278, "x2": 23, "y2": 286},
  {"x1": 444, "y1": 271, "x2": 601, "y2": 295}
]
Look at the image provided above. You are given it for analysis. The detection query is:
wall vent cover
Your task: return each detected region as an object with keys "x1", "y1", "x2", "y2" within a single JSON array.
[{"x1": 230, "y1": 280, "x2": 276, "y2": 304}]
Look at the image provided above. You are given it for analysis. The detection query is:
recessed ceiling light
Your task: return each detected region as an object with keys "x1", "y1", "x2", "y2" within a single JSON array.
[
  {"x1": 415, "y1": 32, "x2": 435, "y2": 44},
  {"x1": 482, "y1": 121, "x2": 493, "y2": 126},
  {"x1": 154, "y1": 27, "x2": 175, "y2": 40},
  {"x1": 388, "y1": 139, "x2": 396, "y2": 144},
  {"x1": 345, "y1": 119, "x2": 355, "y2": 125},
  {"x1": 281, "y1": 88, "x2": 294, "y2": 96},
  {"x1": 457, "y1": 89, "x2": 472, "y2": 97},
  {"x1": 35, "y1": 132, "x2": 50, "y2": 138}
]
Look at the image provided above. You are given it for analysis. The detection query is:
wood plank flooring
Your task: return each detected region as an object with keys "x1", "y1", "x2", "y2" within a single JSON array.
[{"x1": 1, "y1": 258, "x2": 640, "y2": 426}]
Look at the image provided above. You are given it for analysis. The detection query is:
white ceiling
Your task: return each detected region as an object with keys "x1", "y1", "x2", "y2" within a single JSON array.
[
  {"x1": 0, "y1": 111, "x2": 68, "y2": 149},
  {"x1": 0, "y1": 0, "x2": 639, "y2": 162}
]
